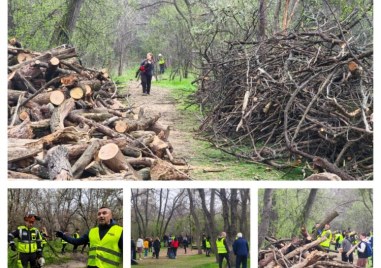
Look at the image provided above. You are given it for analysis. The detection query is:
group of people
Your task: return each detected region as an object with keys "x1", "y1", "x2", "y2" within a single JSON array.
[
  {"x1": 135, "y1": 52, "x2": 166, "y2": 96},
  {"x1": 214, "y1": 231, "x2": 250, "y2": 268},
  {"x1": 9, "y1": 207, "x2": 123, "y2": 268},
  {"x1": 315, "y1": 223, "x2": 373, "y2": 267}
]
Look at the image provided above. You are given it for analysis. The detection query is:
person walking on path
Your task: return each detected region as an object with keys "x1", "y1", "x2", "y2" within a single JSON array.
[
  {"x1": 182, "y1": 235, "x2": 189, "y2": 254},
  {"x1": 143, "y1": 238, "x2": 149, "y2": 258},
  {"x1": 233, "y1": 232, "x2": 249, "y2": 268},
  {"x1": 170, "y1": 237, "x2": 179, "y2": 258},
  {"x1": 56, "y1": 207, "x2": 123, "y2": 268},
  {"x1": 136, "y1": 237, "x2": 144, "y2": 260},
  {"x1": 8, "y1": 212, "x2": 44, "y2": 268},
  {"x1": 72, "y1": 228, "x2": 80, "y2": 253},
  {"x1": 216, "y1": 231, "x2": 231, "y2": 268},
  {"x1": 158, "y1": 53, "x2": 166, "y2": 74},
  {"x1": 136, "y1": 53, "x2": 154, "y2": 95},
  {"x1": 205, "y1": 236, "x2": 212, "y2": 257},
  {"x1": 153, "y1": 237, "x2": 161, "y2": 259}
]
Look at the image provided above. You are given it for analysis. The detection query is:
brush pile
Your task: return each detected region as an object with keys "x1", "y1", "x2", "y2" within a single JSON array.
[
  {"x1": 8, "y1": 44, "x2": 189, "y2": 180},
  {"x1": 195, "y1": 26, "x2": 373, "y2": 180}
]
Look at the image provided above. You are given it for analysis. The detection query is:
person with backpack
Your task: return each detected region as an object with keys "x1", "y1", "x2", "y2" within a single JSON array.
[
  {"x1": 356, "y1": 232, "x2": 372, "y2": 267},
  {"x1": 170, "y1": 237, "x2": 179, "y2": 258},
  {"x1": 135, "y1": 53, "x2": 154, "y2": 95}
]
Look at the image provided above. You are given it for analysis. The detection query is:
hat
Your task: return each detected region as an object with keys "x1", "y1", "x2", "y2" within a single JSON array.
[
  {"x1": 237, "y1": 232, "x2": 243, "y2": 238},
  {"x1": 158, "y1": 53, "x2": 162, "y2": 57}
]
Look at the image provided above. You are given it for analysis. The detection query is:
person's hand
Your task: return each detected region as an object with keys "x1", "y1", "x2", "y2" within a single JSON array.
[
  {"x1": 10, "y1": 243, "x2": 16, "y2": 251},
  {"x1": 55, "y1": 231, "x2": 64, "y2": 238}
]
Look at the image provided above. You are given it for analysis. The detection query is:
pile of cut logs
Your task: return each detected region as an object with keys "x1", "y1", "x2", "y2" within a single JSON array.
[{"x1": 8, "y1": 44, "x2": 190, "y2": 180}]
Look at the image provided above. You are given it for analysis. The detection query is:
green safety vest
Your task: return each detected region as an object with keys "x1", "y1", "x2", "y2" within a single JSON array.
[
  {"x1": 320, "y1": 229, "x2": 332, "y2": 248},
  {"x1": 16, "y1": 226, "x2": 41, "y2": 253},
  {"x1": 88, "y1": 225, "x2": 123, "y2": 267},
  {"x1": 335, "y1": 233, "x2": 343, "y2": 243},
  {"x1": 205, "y1": 240, "x2": 211, "y2": 249},
  {"x1": 216, "y1": 238, "x2": 227, "y2": 254}
]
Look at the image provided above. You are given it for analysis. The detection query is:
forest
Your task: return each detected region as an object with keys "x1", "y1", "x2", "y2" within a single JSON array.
[
  {"x1": 8, "y1": 0, "x2": 373, "y2": 180},
  {"x1": 131, "y1": 188, "x2": 250, "y2": 266},
  {"x1": 7, "y1": 188, "x2": 123, "y2": 267},
  {"x1": 258, "y1": 189, "x2": 373, "y2": 267}
]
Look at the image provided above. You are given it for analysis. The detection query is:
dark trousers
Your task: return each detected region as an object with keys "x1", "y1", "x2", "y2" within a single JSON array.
[
  {"x1": 173, "y1": 247, "x2": 177, "y2": 257},
  {"x1": 19, "y1": 252, "x2": 38, "y2": 268},
  {"x1": 141, "y1": 74, "x2": 152, "y2": 94},
  {"x1": 205, "y1": 247, "x2": 211, "y2": 256},
  {"x1": 342, "y1": 252, "x2": 353, "y2": 263},
  {"x1": 154, "y1": 248, "x2": 160, "y2": 259},
  {"x1": 218, "y1": 253, "x2": 231, "y2": 268},
  {"x1": 236, "y1": 255, "x2": 248, "y2": 268},
  {"x1": 159, "y1": 64, "x2": 165, "y2": 74},
  {"x1": 61, "y1": 243, "x2": 67, "y2": 253}
]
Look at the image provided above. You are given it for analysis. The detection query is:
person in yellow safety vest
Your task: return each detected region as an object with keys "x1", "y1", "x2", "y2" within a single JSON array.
[
  {"x1": 158, "y1": 53, "x2": 166, "y2": 74},
  {"x1": 61, "y1": 231, "x2": 69, "y2": 254},
  {"x1": 318, "y1": 223, "x2": 332, "y2": 252},
  {"x1": 216, "y1": 231, "x2": 231, "y2": 268},
  {"x1": 334, "y1": 230, "x2": 344, "y2": 250},
  {"x1": 205, "y1": 236, "x2": 211, "y2": 257},
  {"x1": 73, "y1": 228, "x2": 80, "y2": 253},
  {"x1": 8, "y1": 212, "x2": 44, "y2": 268},
  {"x1": 56, "y1": 207, "x2": 123, "y2": 268}
]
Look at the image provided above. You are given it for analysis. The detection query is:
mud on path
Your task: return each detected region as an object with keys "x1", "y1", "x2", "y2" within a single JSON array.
[{"x1": 125, "y1": 80, "x2": 197, "y2": 161}]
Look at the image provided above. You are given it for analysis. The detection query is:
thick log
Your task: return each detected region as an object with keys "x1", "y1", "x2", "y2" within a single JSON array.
[
  {"x1": 8, "y1": 119, "x2": 34, "y2": 139},
  {"x1": 84, "y1": 161, "x2": 114, "y2": 177},
  {"x1": 150, "y1": 159, "x2": 191, "y2": 180},
  {"x1": 127, "y1": 157, "x2": 155, "y2": 168},
  {"x1": 98, "y1": 143, "x2": 139, "y2": 179},
  {"x1": 150, "y1": 136, "x2": 169, "y2": 157},
  {"x1": 137, "y1": 167, "x2": 151, "y2": 180},
  {"x1": 50, "y1": 98, "x2": 75, "y2": 132},
  {"x1": 8, "y1": 170, "x2": 41, "y2": 180},
  {"x1": 44, "y1": 145, "x2": 73, "y2": 180},
  {"x1": 50, "y1": 90, "x2": 65, "y2": 106},
  {"x1": 70, "y1": 86, "x2": 84, "y2": 99},
  {"x1": 8, "y1": 138, "x2": 43, "y2": 163},
  {"x1": 121, "y1": 146, "x2": 142, "y2": 158},
  {"x1": 9, "y1": 70, "x2": 37, "y2": 93},
  {"x1": 290, "y1": 250, "x2": 326, "y2": 268},
  {"x1": 284, "y1": 236, "x2": 327, "y2": 259},
  {"x1": 114, "y1": 120, "x2": 128, "y2": 133},
  {"x1": 71, "y1": 139, "x2": 102, "y2": 179},
  {"x1": 130, "y1": 131, "x2": 156, "y2": 139}
]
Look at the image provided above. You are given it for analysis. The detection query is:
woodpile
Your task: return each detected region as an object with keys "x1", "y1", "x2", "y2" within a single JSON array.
[
  {"x1": 258, "y1": 212, "x2": 354, "y2": 267},
  {"x1": 8, "y1": 45, "x2": 190, "y2": 180},
  {"x1": 194, "y1": 24, "x2": 373, "y2": 180}
]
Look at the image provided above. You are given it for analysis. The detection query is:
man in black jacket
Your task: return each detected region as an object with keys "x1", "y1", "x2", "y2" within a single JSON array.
[{"x1": 56, "y1": 207, "x2": 123, "y2": 268}]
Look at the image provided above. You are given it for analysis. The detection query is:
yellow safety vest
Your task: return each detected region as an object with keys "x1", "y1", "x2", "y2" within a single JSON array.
[
  {"x1": 205, "y1": 240, "x2": 211, "y2": 248},
  {"x1": 320, "y1": 229, "x2": 332, "y2": 248},
  {"x1": 159, "y1": 58, "x2": 165, "y2": 65},
  {"x1": 16, "y1": 226, "x2": 40, "y2": 253},
  {"x1": 61, "y1": 238, "x2": 68, "y2": 244},
  {"x1": 88, "y1": 225, "x2": 123, "y2": 267},
  {"x1": 335, "y1": 233, "x2": 343, "y2": 243},
  {"x1": 216, "y1": 238, "x2": 227, "y2": 254}
]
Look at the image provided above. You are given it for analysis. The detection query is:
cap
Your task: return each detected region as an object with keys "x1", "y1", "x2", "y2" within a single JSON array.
[
  {"x1": 237, "y1": 232, "x2": 243, "y2": 238},
  {"x1": 158, "y1": 53, "x2": 162, "y2": 57}
]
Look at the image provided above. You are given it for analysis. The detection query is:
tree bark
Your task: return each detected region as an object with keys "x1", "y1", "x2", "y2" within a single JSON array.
[{"x1": 258, "y1": 189, "x2": 274, "y2": 248}]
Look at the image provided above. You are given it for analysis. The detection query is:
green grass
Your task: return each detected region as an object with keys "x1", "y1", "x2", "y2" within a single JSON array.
[
  {"x1": 137, "y1": 253, "x2": 250, "y2": 267},
  {"x1": 114, "y1": 69, "x2": 304, "y2": 180}
]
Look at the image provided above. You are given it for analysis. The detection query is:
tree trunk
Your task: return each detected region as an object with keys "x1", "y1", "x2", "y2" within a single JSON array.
[
  {"x1": 44, "y1": 145, "x2": 73, "y2": 180},
  {"x1": 258, "y1": 189, "x2": 274, "y2": 248},
  {"x1": 187, "y1": 189, "x2": 203, "y2": 254}
]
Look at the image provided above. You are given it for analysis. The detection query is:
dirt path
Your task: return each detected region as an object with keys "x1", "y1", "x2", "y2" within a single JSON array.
[
  {"x1": 126, "y1": 80, "x2": 196, "y2": 160},
  {"x1": 44, "y1": 253, "x2": 87, "y2": 268}
]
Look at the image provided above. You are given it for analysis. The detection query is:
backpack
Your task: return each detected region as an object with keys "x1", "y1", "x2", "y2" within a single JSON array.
[
  {"x1": 363, "y1": 241, "x2": 373, "y2": 258},
  {"x1": 168, "y1": 248, "x2": 175, "y2": 259},
  {"x1": 139, "y1": 65, "x2": 146, "y2": 72}
]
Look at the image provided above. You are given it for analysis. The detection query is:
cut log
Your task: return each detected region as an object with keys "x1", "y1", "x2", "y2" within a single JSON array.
[
  {"x1": 115, "y1": 120, "x2": 127, "y2": 133},
  {"x1": 49, "y1": 56, "x2": 60, "y2": 66},
  {"x1": 49, "y1": 90, "x2": 65, "y2": 106},
  {"x1": 17, "y1": 52, "x2": 33, "y2": 63},
  {"x1": 137, "y1": 167, "x2": 151, "y2": 180},
  {"x1": 121, "y1": 146, "x2": 142, "y2": 158},
  {"x1": 312, "y1": 157, "x2": 355, "y2": 180},
  {"x1": 50, "y1": 98, "x2": 75, "y2": 132},
  {"x1": 84, "y1": 161, "x2": 114, "y2": 177},
  {"x1": 127, "y1": 157, "x2": 156, "y2": 168},
  {"x1": 44, "y1": 145, "x2": 73, "y2": 180},
  {"x1": 70, "y1": 87, "x2": 84, "y2": 99},
  {"x1": 71, "y1": 139, "x2": 102, "y2": 179},
  {"x1": 150, "y1": 136, "x2": 169, "y2": 157},
  {"x1": 61, "y1": 74, "x2": 78, "y2": 86},
  {"x1": 19, "y1": 111, "x2": 30, "y2": 121},
  {"x1": 98, "y1": 143, "x2": 138, "y2": 177}
]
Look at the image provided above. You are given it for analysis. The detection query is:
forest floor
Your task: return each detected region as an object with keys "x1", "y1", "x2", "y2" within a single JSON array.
[
  {"x1": 124, "y1": 80, "x2": 293, "y2": 180},
  {"x1": 44, "y1": 252, "x2": 87, "y2": 268}
]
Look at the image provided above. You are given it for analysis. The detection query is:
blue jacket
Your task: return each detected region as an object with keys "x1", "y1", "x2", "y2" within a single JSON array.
[{"x1": 232, "y1": 237, "x2": 249, "y2": 256}]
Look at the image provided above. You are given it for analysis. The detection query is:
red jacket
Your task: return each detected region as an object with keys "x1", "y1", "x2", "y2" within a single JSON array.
[{"x1": 171, "y1": 240, "x2": 179, "y2": 248}]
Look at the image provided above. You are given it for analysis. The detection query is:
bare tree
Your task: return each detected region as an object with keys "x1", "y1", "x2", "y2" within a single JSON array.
[{"x1": 258, "y1": 189, "x2": 274, "y2": 248}]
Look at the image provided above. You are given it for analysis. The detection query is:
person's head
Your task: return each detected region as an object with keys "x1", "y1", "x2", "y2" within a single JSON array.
[
  {"x1": 324, "y1": 223, "x2": 330, "y2": 230},
  {"x1": 360, "y1": 233, "x2": 367, "y2": 240},
  {"x1": 158, "y1": 53, "x2": 162, "y2": 57},
  {"x1": 9, "y1": 37, "x2": 17, "y2": 45},
  {"x1": 237, "y1": 232, "x2": 243, "y2": 238},
  {"x1": 220, "y1": 231, "x2": 226, "y2": 238},
  {"x1": 24, "y1": 213, "x2": 36, "y2": 228},
  {"x1": 147, "y1": 53, "x2": 153, "y2": 60},
  {"x1": 97, "y1": 207, "x2": 112, "y2": 226}
]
